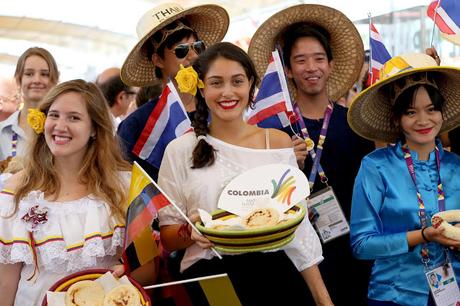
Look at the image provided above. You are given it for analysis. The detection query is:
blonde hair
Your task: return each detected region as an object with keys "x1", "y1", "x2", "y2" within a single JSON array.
[
  {"x1": 13, "y1": 79, "x2": 130, "y2": 218},
  {"x1": 14, "y1": 47, "x2": 60, "y2": 86}
]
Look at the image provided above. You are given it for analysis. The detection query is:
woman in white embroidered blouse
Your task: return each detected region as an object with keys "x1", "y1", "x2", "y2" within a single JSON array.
[
  {"x1": 158, "y1": 42, "x2": 332, "y2": 306},
  {"x1": 0, "y1": 80, "x2": 136, "y2": 306}
]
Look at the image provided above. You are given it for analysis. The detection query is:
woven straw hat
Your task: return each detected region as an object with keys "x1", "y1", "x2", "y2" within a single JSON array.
[
  {"x1": 121, "y1": 3, "x2": 229, "y2": 87},
  {"x1": 348, "y1": 53, "x2": 460, "y2": 143},
  {"x1": 248, "y1": 4, "x2": 364, "y2": 101}
]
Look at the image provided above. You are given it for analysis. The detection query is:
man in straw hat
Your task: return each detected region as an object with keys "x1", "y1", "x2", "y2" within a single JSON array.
[
  {"x1": 248, "y1": 4, "x2": 375, "y2": 305},
  {"x1": 348, "y1": 53, "x2": 460, "y2": 306},
  {"x1": 117, "y1": 2, "x2": 229, "y2": 181}
]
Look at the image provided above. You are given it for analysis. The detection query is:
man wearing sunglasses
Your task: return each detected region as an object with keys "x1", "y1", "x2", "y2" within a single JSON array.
[{"x1": 118, "y1": 3, "x2": 229, "y2": 181}]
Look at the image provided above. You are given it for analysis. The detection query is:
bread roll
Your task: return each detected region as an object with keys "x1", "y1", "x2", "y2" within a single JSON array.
[
  {"x1": 65, "y1": 280, "x2": 105, "y2": 306},
  {"x1": 103, "y1": 284, "x2": 140, "y2": 306},
  {"x1": 244, "y1": 208, "x2": 279, "y2": 229},
  {"x1": 432, "y1": 210, "x2": 460, "y2": 241}
]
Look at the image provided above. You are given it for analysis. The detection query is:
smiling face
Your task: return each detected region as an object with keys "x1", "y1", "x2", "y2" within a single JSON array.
[
  {"x1": 399, "y1": 86, "x2": 443, "y2": 152},
  {"x1": 44, "y1": 91, "x2": 94, "y2": 163},
  {"x1": 287, "y1": 36, "x2": 333, "y2": 98},
  {"x1": 202, "y1": 57, "x2": 252, "y2": 123},
  {"x1": 20, "y1": 55, "x2": 54, "y2": 105}
]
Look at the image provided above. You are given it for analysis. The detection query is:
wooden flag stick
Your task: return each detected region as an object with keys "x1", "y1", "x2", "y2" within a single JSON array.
[
  {"x1": 143, "y1": 273, "x2": 228, "y2": 289},
  {"x1": 134, "y1": 161, "x2": 222, "y2": 259}
]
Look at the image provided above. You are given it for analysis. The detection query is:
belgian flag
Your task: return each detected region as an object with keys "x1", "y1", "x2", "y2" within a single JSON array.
[{"x1": 122, "y1": 162, "x2": 169, "y2": 273}]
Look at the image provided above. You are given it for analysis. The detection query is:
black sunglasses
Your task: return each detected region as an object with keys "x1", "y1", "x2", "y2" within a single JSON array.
[{"x1": 172, "y1": 41, "x2": 205, "y2": 59}]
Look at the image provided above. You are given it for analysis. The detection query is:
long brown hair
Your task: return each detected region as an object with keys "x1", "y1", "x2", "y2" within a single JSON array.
[
  {"x1": 14, "y1": 47, "x2": 60, "y2": 86},
  {"x1": 13, "y1": 79, "x2": 130, "y2": 218}
]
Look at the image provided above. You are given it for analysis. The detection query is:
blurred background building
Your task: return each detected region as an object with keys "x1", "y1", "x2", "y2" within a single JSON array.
[{"x1": 0, "y1": 0, "x2": 458, "y2": 82}]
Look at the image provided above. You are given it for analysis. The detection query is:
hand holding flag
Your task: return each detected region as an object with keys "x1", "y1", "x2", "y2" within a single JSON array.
[{"x1": 122, "y1": 162, "x2": 221, "y2": 274}]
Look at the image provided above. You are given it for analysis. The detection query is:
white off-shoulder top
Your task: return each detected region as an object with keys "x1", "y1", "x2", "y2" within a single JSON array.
[
  {"x1": 158, "y1": 132, "x2": 323, "y2": 273},
  {"x1": 0, "y1": 189, "x2": 126, "y2": 306}
]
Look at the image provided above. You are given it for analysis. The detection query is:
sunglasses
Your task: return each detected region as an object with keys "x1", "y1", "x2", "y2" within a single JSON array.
[{"x1": 172, "y1": 41, "x2": 205, "y2": 59}]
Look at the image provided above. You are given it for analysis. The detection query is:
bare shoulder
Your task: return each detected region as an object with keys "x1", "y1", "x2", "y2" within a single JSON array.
[
  {"x1": 267, "y1": 129, "x2": 293, "y2": 149},
  {"x1": 3, "y1": 171, "x2": 25, "y2": 192}
]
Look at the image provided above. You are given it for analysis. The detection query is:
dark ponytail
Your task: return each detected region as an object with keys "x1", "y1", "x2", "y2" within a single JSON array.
[{"x1": 191, "y1": 66, "x2": 216, "y2": 168}]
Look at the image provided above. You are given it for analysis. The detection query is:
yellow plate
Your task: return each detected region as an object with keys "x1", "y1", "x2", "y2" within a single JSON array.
[{"x1": 42, "y1": 269, "x2": 151, "y2": 306}]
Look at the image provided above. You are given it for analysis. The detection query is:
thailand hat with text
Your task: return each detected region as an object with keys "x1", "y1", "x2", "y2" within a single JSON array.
[{"x1": 121, "y1": 3, "x2": 229, "y2": 87}]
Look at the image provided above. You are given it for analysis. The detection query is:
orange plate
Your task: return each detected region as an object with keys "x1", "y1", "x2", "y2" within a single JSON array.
[{"x1": 41, "y1": 268, "x2": 151, "y2": 306}]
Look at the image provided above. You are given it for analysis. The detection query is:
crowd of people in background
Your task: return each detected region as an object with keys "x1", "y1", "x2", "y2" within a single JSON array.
[{"x1": 0, "y1": 2, "x2": 460, "y2": 306}]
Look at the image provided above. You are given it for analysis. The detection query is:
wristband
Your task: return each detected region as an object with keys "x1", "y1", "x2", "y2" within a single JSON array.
[{"x1": 421, "y1": 226, "x2": 430, "y2": 243}]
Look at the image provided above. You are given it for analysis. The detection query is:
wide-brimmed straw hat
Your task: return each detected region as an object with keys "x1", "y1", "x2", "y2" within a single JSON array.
[
  {"x1": 121, "y1": 3, "x2": 229, "y2": 87},
  {"x1": 248, "y1": 4, "x2": 364, "y2": 101},
  {"x1": 348, "y1": 53, "x2": 460, "y2": 143}
]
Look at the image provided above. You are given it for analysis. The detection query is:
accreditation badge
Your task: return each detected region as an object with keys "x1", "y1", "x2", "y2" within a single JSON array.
[
  {"x1": 426, "y1": 262, "x2": 460, "y2": 306},
  {"x1": 306, "y1": 186, "x2": 349, "y2": 243}
]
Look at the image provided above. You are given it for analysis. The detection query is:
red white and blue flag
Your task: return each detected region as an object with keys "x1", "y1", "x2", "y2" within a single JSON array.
[
  {"x1": 427, "y1": 0, "x2": 460, "y2": 35},
  {"x1": 368, "y1": 23, "x2": 392, "y2": 85},
  {"x1": 132, "y1": 82, "x2": 192, "y2": 169},
  {"x1": 247, "y1": 50, "x2": 297, "y2": 129}
]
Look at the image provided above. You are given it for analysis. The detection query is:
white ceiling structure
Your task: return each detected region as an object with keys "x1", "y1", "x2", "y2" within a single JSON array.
[{"x1": 0, "y1": 0, "x2": 439, "y2": 81}]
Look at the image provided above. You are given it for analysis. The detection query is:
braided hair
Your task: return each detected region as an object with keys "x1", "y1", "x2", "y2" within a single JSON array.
[{"x1": 191, "y1": 42, "x2": 259, "y2": 168}]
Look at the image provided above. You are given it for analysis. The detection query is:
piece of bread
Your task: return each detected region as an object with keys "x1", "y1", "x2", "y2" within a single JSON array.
[
  {"x1": 103, "y1": 284, "x2": 140, "y2": 306},
  {"x1": 65, "y1": 280, "x2": 105, "y2": 306},
  {"x1": 244, "y1": 208, "x2": 279, "y2": 229},
  {"x1": 432, "y1": 210, "x2": 460, "y2": 241}
]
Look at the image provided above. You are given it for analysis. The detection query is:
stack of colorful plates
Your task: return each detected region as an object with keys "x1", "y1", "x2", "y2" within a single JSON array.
[
  {"x1": 42, "y1": 268, "x2": 151, "y2": 306},
  {"x1": 196, "y1": 204, "x2": 306, "y2": 253}
]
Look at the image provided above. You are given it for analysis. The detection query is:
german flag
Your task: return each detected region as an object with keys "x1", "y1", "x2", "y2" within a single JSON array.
[{"x1": 122, "y1": 163, "x2": 169, "y2": 273}]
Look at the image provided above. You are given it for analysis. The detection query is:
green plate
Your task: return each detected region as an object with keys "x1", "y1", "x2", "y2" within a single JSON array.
[
  {"x1": 196, "y1": 204, "x2": 306, "y2": 238},
  {"x1": 214, "y1": 233, "x2": 295, "y2": 253}
]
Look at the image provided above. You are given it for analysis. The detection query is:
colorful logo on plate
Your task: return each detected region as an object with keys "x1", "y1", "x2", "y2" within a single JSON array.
[{"x1": 271, "y1": 169, "x2": 296, "y2": 205}]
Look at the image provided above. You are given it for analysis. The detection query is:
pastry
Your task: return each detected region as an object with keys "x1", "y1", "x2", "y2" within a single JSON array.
[
  {"x1": 243, "y1": 208, "x2": 279, "y2": 229},
  {"x1": 103, "y1": 284, "x2": 140, "y2": 306},
  {"x1": 65, "y1": 280, "x2": 105, "y2": 306},
  {"x1": 432, "y1": 210, "x2": 460, "y2": 241}
]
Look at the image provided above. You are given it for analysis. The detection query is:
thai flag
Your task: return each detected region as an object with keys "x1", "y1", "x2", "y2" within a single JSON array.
[
  {"x1": 247, "y1": 50, "x2": 297, "y2": 129},
  {"x1": 427, "y1": 0, "x2": 460, "y2": 35},
  {"x1": 368, "y1": 23, "x2": 392, "y2": 85},
  {"x1": 132, "y1": 82, "x2": 192, "y2": 169}
]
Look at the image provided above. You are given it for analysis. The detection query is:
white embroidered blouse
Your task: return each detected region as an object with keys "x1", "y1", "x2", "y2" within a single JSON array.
[{"x1": 0, "y1": 190, "x2": 125, "y2": 306}]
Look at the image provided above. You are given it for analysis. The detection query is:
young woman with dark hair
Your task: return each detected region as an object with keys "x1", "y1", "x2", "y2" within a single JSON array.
[
  {"x1": 349, "y1": 54, "x2": 460, "y2": 306},
  {"x1": 157, "y1": 42, "x2": 332, "y2": 306}
]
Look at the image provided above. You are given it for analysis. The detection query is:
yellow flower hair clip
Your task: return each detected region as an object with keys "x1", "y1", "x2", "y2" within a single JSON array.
[
  {"x1": 175, "y1": 64, "x2": 204, "y2": 96},
  {"x1": 27, "y1": 108, "x2": 46, "y2": 134}
]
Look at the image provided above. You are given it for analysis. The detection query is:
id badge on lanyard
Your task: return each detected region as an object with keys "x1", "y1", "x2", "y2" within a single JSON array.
[
  {"x1": 402, "y1": 145, "x2": 460, "y2": 305},
  {"x1": 425, "y1": 252, "x2": 460, "y2": 306},
  {"x1": 307, "y1": 186, "x2": 349, "y2": 243},
  {"x1": 292, "y1": 102, "x2": 348, "y2": 243}
]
